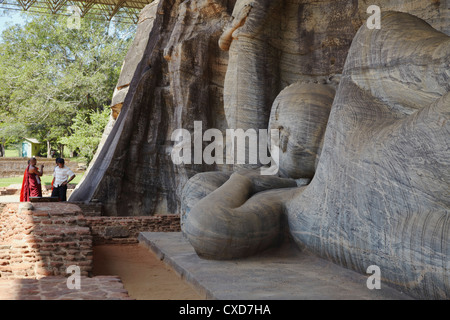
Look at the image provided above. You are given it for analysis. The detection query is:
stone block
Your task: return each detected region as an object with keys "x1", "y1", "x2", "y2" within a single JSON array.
[{"x1": 104, "y1": 226, "x2": 130, "y2": 239}]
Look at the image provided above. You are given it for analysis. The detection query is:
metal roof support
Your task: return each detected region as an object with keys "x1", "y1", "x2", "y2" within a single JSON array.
[
  {"x1": 16, "y1": 0, "x2": 37, "y2": 10},
  {"x1": 0, "y1": 0, "x2": 153, "y2": 23}
]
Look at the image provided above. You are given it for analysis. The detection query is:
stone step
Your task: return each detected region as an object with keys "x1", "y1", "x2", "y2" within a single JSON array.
[{"x1": 139, "y1": 232, "x2": 415, "y2": 300}]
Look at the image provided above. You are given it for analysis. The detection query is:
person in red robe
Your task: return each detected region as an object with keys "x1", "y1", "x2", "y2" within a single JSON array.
[{"x1": 20, "y1": 158, "x2": 44, "y2": 202}]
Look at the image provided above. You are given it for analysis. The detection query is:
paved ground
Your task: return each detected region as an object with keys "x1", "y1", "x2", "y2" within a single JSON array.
[
  {"x1": 0, "y1": 244, "x2": 205, "y2": 301},
  {"x1": 0, "y1": 195, "x2": 19, "y2": 203},
  {"x1": 92, "y1": 244, "x2": 204, "y2": 300},
  {"x1": 139, "y1": 232, "x2": 414, "y2": 300},
  {"x1": 0, "y1": 276, "x2": 132, "y2": 300}
]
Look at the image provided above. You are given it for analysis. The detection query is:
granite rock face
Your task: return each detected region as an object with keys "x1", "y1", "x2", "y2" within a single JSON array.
[
  {"x1": 70, "y1": 0, "x2": 449, "y2": 299},
  {"x1": 268, "y1": 83, "x2": 335, "y2": 179},
  {"x1": 71, "y1": 0, "x2": 448, "y2": 217},
  {"x1": 182, "y1": 11, "x2": 450, "y2": 299},
  {"x1": 287, "y1": 12, "x2": 450, "y2": 300},
  {"x1": 71, "y1": 0, "x2": 235, "y2": 215}
]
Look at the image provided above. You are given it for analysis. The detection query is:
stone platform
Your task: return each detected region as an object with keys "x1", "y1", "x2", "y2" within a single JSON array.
[{"x1": 138, "y1": 232, "x2": 414, "y2": 300}]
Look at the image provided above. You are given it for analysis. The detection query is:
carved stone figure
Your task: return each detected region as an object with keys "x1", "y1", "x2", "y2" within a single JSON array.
[
  {"x1": 70, "y1": 0, "x2": 449, "y2": 299},
  {"x1": 182, "y1": 11, "x2": 450, "y2": 300}
]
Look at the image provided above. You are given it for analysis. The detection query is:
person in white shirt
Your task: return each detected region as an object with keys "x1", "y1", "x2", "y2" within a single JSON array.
[{"x1": 51, "y1": 158, "x2": 76, "y2": 201}]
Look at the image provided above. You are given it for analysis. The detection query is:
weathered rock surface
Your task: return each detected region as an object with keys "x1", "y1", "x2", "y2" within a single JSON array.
[
  {"x1": 182, "y1": 11, "x2": 450, "y2": 299},
  {"x1": 70, "y1": 0, "x2": 235, "y2": 215},
  {"x1": 72, "y1": 1, "x2": 162, "y2": 193},
  {"x1": 288, "y1": 12, "x2": 450, "y2": 300},
  {"x1": 182, "y1": 169, "x2": 297, "y2": 259},
  {"x1": 268, "y1": 83, "x2": 335, "y2": 179},
  {"x1": 71, "y1": 0, "x2": 448, "y2": 218},
  {"x1": 71, "y1": 0, "x2": 449, "y2": 298}
]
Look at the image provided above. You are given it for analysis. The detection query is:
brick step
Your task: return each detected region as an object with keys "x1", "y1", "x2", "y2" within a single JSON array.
[
  {"x1": 31, "y1": 205, "x2": 82, "y2": 217},
  {"x1": 30, "y1": 208, "x2": 88, "y2": 230},
  {"x1": 28, "y1": 204, "x2": 86, "y2": 228}
]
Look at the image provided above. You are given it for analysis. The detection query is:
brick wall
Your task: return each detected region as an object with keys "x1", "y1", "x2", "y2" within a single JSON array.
[
  {"x1": 0, "y1": 203, "x2": 92, "y2": 279},
  {"x1": 0, "y1": 201, "x2": 181, "y2": 280},
  {"x1": 68, "y1": 201, "x2": 180, "y2": 244},
  {"x1": 85, "y1": 215, "x2": 181, "y2": 245},
  {"x1": 68, "y1": 201, "x2": 103, "y2": 216}
]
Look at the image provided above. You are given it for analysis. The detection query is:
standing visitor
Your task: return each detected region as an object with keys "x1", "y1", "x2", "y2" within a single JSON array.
[
  {"x1": 20, "y1": 157, "x2": 44, "y2": 202},
  {"x1": 51, "y1": 158, "x2": 61, "y2": 191},
  {"x1": 51, "y1": 158, "x2": 76, "y2": 201}
]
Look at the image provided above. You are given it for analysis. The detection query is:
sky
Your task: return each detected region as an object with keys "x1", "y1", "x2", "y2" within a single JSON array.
[
  {"x1": 0, "y1": 9, "x2": 27, "y2": 38},
  {"x1": 0, "y1": 8, "x2": 129, "y2": 41}
]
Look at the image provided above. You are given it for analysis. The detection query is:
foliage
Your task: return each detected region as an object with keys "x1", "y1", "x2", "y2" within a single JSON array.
[
  {"x1": 59, "y1": 107, "x2": 110, "y2": 164},
  {"x1": 0, "y1": 11, "x2": 135, "y2": 155}
]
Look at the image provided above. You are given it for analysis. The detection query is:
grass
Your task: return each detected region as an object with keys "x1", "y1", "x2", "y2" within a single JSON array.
[
  {"x1": 4, "y1": 149, "x2": 19, "y2": 157},
  {"x1": 0, "y1": 174, "x2": 84, "y2": 188}
]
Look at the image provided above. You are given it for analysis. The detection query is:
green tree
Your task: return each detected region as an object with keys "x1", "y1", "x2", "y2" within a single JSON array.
[
  {"x1": 59, "y1": 108, "x2": 110, "y2": 165},
  {"x1": 0, "y1": 11, "x2": 135, "y2": 157}
]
